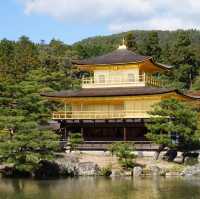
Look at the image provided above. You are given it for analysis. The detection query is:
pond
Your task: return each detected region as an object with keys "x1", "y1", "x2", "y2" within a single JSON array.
[{"x1": 0, "y1": 177, "x2": 200, "y2": 199}]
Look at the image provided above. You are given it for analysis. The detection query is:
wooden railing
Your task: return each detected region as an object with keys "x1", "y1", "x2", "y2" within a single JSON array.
[
  {"x1": 77, "y1": 141, "x2": 159, "y2": 150},
  {"x1": 53, "y1": 110, "x2": 150, "y2": 120},
  {"x1": 145, "y1": 75, "x2": 164, "y2": 87},
  {"x1": 82, "y1": 74, "x2": 165, "y2": 88}
]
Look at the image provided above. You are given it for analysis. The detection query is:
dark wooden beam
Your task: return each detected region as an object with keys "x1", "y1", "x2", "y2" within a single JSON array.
[
  {"x1": 123, "y1": 127, "x2": 127, "y2": 141},
  {"x1": 80, "y1": 127, "x2": 84, "y2": 141}
]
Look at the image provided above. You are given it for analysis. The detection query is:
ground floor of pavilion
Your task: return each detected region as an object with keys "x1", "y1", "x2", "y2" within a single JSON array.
[{"x1": 56, "y1": 118, "x2": 158, "y2": 151}]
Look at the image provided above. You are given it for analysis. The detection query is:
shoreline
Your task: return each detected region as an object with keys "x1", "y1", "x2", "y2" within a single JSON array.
[{"x1": 1, "y1": 151, "x2": 200, "y2": 179}]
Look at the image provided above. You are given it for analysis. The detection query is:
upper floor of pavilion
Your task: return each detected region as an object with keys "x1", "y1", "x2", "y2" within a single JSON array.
[
  {"x1": 72, "y1": 43, "x2": 172, "y2": 89},
  {"x1": 41, "y1": 42, "x2": 200, "y2": 121}
]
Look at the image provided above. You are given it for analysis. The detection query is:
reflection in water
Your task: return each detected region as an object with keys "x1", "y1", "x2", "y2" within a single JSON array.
[{"x1": 0, "y1": 177, "x2": 200, "y2": 199}]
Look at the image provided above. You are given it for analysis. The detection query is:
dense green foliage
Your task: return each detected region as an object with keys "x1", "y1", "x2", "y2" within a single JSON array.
[
  {"x1": 68, "y1": 133, "x2": 84, "y2": 151},
  {"x1": 125, "y1": 32, "x2": 137, "y2": 51},
  {"x1": 0, "y1": 36, "x2": 77, "y2": 174},
  {"x1": 109, "y1": 142, "x2": 136, "y2": 169},
  {"x1": 99, "y1": 166, "x2": 112, "y2": 176},
  {"x1": 146, "y1": 99, "x2": 200, "y2": 157}
]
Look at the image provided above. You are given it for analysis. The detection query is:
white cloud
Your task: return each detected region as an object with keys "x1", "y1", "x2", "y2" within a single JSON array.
[{"x1": 19, "y1": 0, "x2": 200, "y2": 32}]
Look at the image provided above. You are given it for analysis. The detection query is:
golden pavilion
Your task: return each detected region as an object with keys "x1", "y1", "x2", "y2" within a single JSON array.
[{"x1": 42, "y1": 42, "x2": 200, "y2": 150}]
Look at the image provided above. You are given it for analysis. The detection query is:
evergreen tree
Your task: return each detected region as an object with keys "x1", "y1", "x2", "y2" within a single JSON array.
[
  {"x1": 109, "y1": 142, "x2": 136, "y2": 169},
  {"x1": 49, "y1": 39, "x2": 71, "y2": 57},
  {"x1": 14, "y1": 36, "x2": 40, "y2": 80},
  {"x1": 169, "y1": 31, "x2": 196, "y2": 89},
  {"x1": 0, "y1": 69, "x2": 60, "y2": 174},
  {"x1": 146, "y1": 99, "x2": 200, "y2": 161},
  {"x1": 143, "y1": 31, "x2": 161, "y2": 60},
  {"x1": 170, "y1": 31, "x2": 192, "y2": 65},
  {"x1": 160, "y1": 43, "x2": 171, "y2": 64},
  {"x1": 0, "y1": 39, "x2": 15, "y2": 80},
  {"x1": 68, "y1": 133, "x2": 84, "y2": 152},
  {"x1": 125, "y1": 32, "x2": 137, "y2": 51}
]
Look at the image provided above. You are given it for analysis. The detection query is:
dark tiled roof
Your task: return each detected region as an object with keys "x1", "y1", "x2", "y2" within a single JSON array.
[
  {"x1": 41, "y1": 87, "x2": 178, "y2": 98},
  {"x1": 72, "y1": 49, "x2": 151, "y2": 65}
]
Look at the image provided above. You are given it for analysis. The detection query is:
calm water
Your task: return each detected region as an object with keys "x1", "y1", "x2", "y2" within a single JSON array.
[{"x1": 0, "y1": 177, "x2": 200, "y2": 199}]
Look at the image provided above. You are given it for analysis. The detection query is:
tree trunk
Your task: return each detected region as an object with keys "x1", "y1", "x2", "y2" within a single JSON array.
[
  {"x1": 154, "y1": 144, "x2": 165, "y2": 160},
  {"x1": 181, "y1": 152, "x2": 187, "y2": 164}
]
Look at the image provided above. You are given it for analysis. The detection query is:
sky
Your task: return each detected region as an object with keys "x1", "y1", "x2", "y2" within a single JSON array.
[{"x1": 1, "y1": 0, "x2": 200, "y2": 44}]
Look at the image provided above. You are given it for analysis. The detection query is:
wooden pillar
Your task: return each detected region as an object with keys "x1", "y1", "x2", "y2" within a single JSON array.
[
  {"x1": 64, "y1": 128, "x2": 67, "y2": 140},
  {"x1": 123, "y1": 127, "x2": 127, "y2": 141},
  {"x1": 81, "y1": 127, "x2": 84, "y2": 139},
  {"x1": 64, "y1": 102, "x2": 67, "y2": 119}
]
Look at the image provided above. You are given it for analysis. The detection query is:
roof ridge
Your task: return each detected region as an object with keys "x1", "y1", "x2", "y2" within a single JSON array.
[{"x1": 72, "y1": 48, "x2": 151, "y2": 65}]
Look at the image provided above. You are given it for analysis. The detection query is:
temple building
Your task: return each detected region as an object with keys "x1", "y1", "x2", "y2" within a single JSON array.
[{"x1": 42, "y1": 42, "x2": 200, "y2": 150}]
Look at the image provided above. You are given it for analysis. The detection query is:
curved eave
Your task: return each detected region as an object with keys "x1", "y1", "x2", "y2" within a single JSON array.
[
  {"x1": 154, "y1": 62, "x2": 173, "y2": 71},
  {"x1": 41, "y1": 89, "x2": 175, "y2": 98},
  {"x1": 175, "y1": 90, "x2": 200, "y2": 101},
  {"x1": 41, "y1": 89, "x2": 200, "y2": 103}
]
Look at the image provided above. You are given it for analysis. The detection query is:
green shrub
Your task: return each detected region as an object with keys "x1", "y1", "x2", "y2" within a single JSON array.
[
  {"x1": 69, "y1": 133, "x2": 84, "y2": 152},
  {"x1": 109, "y1": 142, "x2": 136, "y2": 169},
  {"x1": 100, "y1": 166, "x2": 112, "y2": 176}
]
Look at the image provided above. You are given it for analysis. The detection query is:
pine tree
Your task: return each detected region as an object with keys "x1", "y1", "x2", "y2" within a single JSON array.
[
  {"x1": 0, "y1": 70, "x2": 59, "y2": 174},
  {"x1": 125, "y1": 32, "x2": 137, "y2": 51},
  {"x1": 160, "y1": 43, "x2": 171, "y2": 64},
  {"x1": 143, "y1": 31, "x2": 161, "y2": 60},
  {"x1": 146, "y1": 99, "x2": 200, "y2": 161},
  {"x1": 14, "y1": 36, "x2": 40, "y2": 80},
  {"x1": 169, "y1": 31, "x2": 196, "y2": 89},
  {"x1": 0, "y1": 39, "x2": 15, "y2": 80}
]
